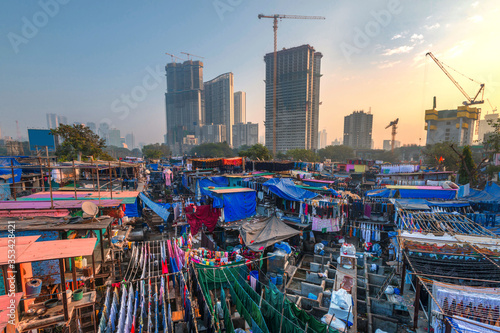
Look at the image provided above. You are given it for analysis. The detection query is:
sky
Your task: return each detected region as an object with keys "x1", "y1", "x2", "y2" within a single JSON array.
[{"x1": 1, "y1": 0, "x2": 499, "y2": 148}]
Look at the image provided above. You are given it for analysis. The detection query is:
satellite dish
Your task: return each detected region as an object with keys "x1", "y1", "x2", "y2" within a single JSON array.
[{"x1": 82, "y1": 201, "x2": 99, "y2": 220}]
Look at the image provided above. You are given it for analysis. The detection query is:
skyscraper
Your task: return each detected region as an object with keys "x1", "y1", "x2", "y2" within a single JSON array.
[
  {"x1": 165, "y1": 60, "x2": 204, "y2": 147},
  {"x1": 201, "y1": 124, "x2": 226, "y2": 144},
  {"x1": 234, "y1": 91, "x2": 246, "y2": 124},
  {"x1": 46, "y1": 113, "x2": 59, "y2": 129},
  {"x1": 204, "y1": 73, "x2": 234, "y2": 146},
  {"x1": 318, "y1": 129, "x2": 328, "y2": 149},
  {"x1": 98, "y1": 122, "x2": 110, "y2": 143},
  {"x1": 264, "y1": 45, "x2": 322, "y2": 153},
  {"x1": 125, "y1": 133, "x2": 135, "y2": 149},
  {"x1": 343, "y1": 111, "x2": 373, "y2": 149},
  {"x1": 86, "y1": 122, "x2": 97, "y2": 133},
  {"x1": 233, "y1": 122, "x2": 259, "y2": 148},
  {"x1": 108, "y1": 129, "x2": 121, "y2": 147},
  {"x1": 58, "y1": 116, "x2": 67, "y2": 125}
]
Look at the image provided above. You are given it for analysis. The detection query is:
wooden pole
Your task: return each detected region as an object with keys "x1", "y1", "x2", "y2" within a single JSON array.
[
  {"x1": 109, "y1": 161, "x2": 113, "y2": 199},
  {"x1": 46, "y1": 147, "x2": 54, "y2": 209},
  {"x1": 413, "y1": 279, "x2": 422, "y2": 330},
  {"x1": 96, "y1": 164, "x2": 101, "y2": 205},
  {"x1": 72, "y1": 160, "x2": 77, "y2": 200},
  {"x1": 71, "y1": 257, "x2": 77, "y2": 291},
  {"x1": 38, "y1": 157, "x2": 43, "y2": 193},
  {"x1": 400, "y1": 258, "x2": 406, "y2": 296},
  {"x1": 10, "y1": 159, "x2": 16, "y2": 201},
  {"x1": 92, "y1": 252, "x2": 96, "y2": 290},
  {"x1": 99, "y1": 229, "x2": 105, "y2": 266},
  {"x1": 59, "y1": 258, "x2": 69, "y2": 321}
]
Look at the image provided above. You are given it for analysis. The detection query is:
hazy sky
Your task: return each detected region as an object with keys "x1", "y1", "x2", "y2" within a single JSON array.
[{"x1": 1, "y1": 0, "x2": 499, "y2": 148}]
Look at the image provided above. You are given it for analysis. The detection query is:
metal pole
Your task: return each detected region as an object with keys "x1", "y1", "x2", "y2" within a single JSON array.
[
  {"x1": 73, "y1": 160, "x2": 77, "y2": 200},
  {"x1": 10, "y1": 159, "x2": 16, "y2": 201},
  {"x1": 46, "y1": 147, "x2": 54, "y2": 209}
]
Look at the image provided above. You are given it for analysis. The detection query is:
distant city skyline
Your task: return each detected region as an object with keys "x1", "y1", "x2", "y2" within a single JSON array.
[{"x1": 1, "y1": 1, "x2": 499, "y2": 149}]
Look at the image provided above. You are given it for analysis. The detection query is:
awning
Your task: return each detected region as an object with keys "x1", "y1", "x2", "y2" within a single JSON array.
[{"x1": 240, "y1": 215, "x2": 301, "y2": 251}]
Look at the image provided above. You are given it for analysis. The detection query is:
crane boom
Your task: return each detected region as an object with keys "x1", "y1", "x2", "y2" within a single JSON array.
[
  {"x1": 426, "y1": 52, "x2": 484, "y2": 105},
  {"x1": 258, "y1": 13, "x2": 325, "y2": 156},
  {"x1": 165, "y1": 52, "x2": 184, "y2": 63},
  {"x1": 180, "y1": 52, "x2": 205, "y2": 60}
]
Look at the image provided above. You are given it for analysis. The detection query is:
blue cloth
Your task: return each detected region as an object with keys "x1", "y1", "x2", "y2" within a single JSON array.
[
  {"x1": 464, "y1": 182, "x2": 500, "y2": 202},
  {"x1": 139, "y1": 193, "x2": 170, "y2": 221},
  {"x1": 149, "y1": 163, "x2": 158, "y2": 171},
  {"x1": 274, "y1": 242, "x2": 292, "y2": 254},
  {"x1": 263, "y1": 178, "x2": 317, "y2": 202},
  {"x1": 221, "y1": 191, "x2": 256, "y2": 222}
]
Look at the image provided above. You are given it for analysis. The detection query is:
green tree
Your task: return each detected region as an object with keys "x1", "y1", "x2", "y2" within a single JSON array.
[
  {"x1": 318, "y1": 145, "x2": 355, "y2": 162},
  {"x1": 423, "y1": 142, "x2": 459, "y2": 171},
  {"x1": 458, "y1": 145, "x2": 477, "y2": 185},
  {"x1": 286, "y1": 149, "x2": 319, "y2": 162},
  {"x1": 485, "y1": 118, "x2": 500, "y2": 156},
  {"x1": 50, "y1": 124, "x2": 110, "y2": 161},
  {"x1": 190, "y1": 142, "x2": 235, "y2": 158},
  {"x1": 238, "y1": 144, "x2": 272, "y2": 160},
  {"x1": 275, "y1": 151, "x2": 288, "y2": 160},
  {"x1": 142, "y1": 143, "x2": 171, "y2": 159}
]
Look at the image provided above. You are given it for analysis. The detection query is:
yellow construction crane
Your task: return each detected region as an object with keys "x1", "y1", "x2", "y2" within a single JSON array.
[
  {"x1": 165, "y1": 52, "x2": 184, "y2": 63},
  {"x1": 180, "y1": 52, "x2": 205, "y2": 61},
  {"x1": 426, "y1": 52, "x2": 485, "y2": 106},
  {"x1": 258, "y1": 14, "x2": 325, "y2": 156},
  {"x1": 385, "y1": 118, "x2": 399, "y2": 153}
]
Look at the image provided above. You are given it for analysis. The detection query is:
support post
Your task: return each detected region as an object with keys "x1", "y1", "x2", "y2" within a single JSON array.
[
  {"x1": 413, "y1": 279, "x2": 422, "y2": 330},
  {"x1": 99, "y1": 229, "x2": 105, "y2": 265},
  {"x1": 109, "y1": 161, "x2": 113, "y2": 199},
  {"x1": 46, "y1": 147, "x2": 54, "y2": 209},
  {"x1": 92, "y1": 252, "x2": 96, "y2": 290},
  {"x1": 59, "y1": 258, "x2": 69, "y2": 321},
  {"x1": 400, "y1": 258, "x2": 406, "y2": 296},
  {"x1": 38, "y1": 157, "x2": 43, "y2": 193},
  {"x1": 10, "y1": 159, "x2": 16, "y2": 201},
  {"x1": 97, "y1": 164, "x2": 101, "y2": 205},
  {"x1": 73, "y1": 160, "x2": 78, "y2": 200},
  {"x1": 71, "y1": 257, "x2": 77, "y2": 291}
]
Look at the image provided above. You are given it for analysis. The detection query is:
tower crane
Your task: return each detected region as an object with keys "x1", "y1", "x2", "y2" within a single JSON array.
[
  {"x1": 258, "y1": 14, "x2": 325, "y2": 156},
  {"x1": 165, "y1": 52, "x2": 184, "y2": 63},
  {"x1": 180, "y1": 52, "x2": 204, "y2": 61},
  {"x1": 385, "y1": 118, "x2": 399, "y2": 152},
  {"x1": 426, "y1": 52, "x2": 485, "y2": 106},
  {"x1": 487, "y1": 99, "x2": 497, "y2": 114}
]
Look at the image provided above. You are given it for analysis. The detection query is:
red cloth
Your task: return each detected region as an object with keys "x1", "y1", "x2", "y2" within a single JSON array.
[{"x1": 185, "y1": 204, "x2": 220, "y2": 235}]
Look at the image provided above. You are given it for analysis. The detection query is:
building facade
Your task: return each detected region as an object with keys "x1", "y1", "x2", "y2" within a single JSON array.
[
  {"x1": 204, "y1": 73, "x2": 234, "y2": 146},
  {"x1": 264, "y1": 45, "x2": 322, "y2": 153},
  {"x1": 318, "y1": 129, "x2": 328, "y2": 149},
  {"x1": 86, "y1": 122, "x2": 97, "y2": 133},
  {"x1": 165, "y1": 60, "x2": 204, "y2": 149},
  {"x1": 232, "y1": 122, "x2": 259, "y2": 148},
  {"x1": 125, "y1": 133, "x2": 135, "y2": 149},
  {"x1": 425, "y1": 106, "x2": 480, "y2": 146},
  {"x1": 383, "y1": 140, "x2": 401, "y2": 151},
  {"x1": 477, "y1": 113, "x2": 498, "y2": 143},
  {"x1": 201, "y1": 124, "x2": 226, "y2": 144},
  {"x1": 343, "y1": 111, "x2": 373, "y2": 149},
  {"x1": 108, "y1": 128, "x2": 121, "y2": 147},
  {"x1": 98, "y1": 122, "x2": 110, "y2": 143},
  {"x1": 234, "y1": 91, "x2": 246, "y2": 124}
]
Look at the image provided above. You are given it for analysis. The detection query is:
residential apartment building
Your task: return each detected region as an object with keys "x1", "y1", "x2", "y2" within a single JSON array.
[
  {"x1": 343, "y1": 111, "x2": 373, "y2": 149},
  {"x1": 233, "y1": 122, "x2": 258, "y2": 148},
  {"x1": 234, "y1": 91, "x2": 246, "y2": 124},
  {"x1": 204, "y1": 72, "x2": 234, "y2": 146}
]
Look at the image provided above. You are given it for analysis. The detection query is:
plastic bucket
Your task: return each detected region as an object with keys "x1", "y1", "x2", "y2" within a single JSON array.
[
  {"x1": 26, "y1": 278, "x2": 42, "y2": 297},
  {"x1": 250, "y1": 270, "x2": 259, "y2": 281},
  {"x1": 276, "y1": 274, "x2": 283, "y2": 285},
  {"x1": 269, "y1": 273, "x2": 277, "y2": 285},
  {"x1": 72, "y1": 288, "x2": 83, "y2": 301}
]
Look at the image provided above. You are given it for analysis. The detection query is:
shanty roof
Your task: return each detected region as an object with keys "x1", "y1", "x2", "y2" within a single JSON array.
[
  {"x1": 0, "y1": 199, "x2": 122, "y2": 210},
  {"x1": 206, "y1": 187, "x2": 255, "y2": 194},
  {"x1": 0, "y1": 216, "x2": 112, "y2": 231},
  {"x1": 0, "y1": 235, "x2": 40, "y2": 265}
]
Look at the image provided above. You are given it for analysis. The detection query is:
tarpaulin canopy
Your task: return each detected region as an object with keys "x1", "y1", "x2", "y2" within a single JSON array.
[
  {"x1": 263, "y1": 178, "x2": 318, "y2": 202},
  {"x1": 240, "y1": 215, "x2": 301, "y2": 251},
  {"x1": 139, "y1": 192, "x2": 169, "y2": 221},
  {"x1": 463, "y1": 182, "x2": 500, "y2": 202},
  {"x1": 206, "y1": 188, "x2": 256, "y2": 222},
  {"x1": 395, "y1": 199, "x2": 469, "y2": 210},
  {"x1": 366, "y1": 188, "x2": 456, "y2": 200},
  {"x1": 0, "y1": 157, "x2": 21, "y2": 183},
  {"x1": 198, "y1": 176, "x2": 229, "y2": 196}
]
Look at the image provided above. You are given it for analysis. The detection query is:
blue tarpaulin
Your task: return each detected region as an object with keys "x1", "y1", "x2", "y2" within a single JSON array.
[
  {"x1": 125, "y1": 198, "x2": 140, "y2": 217},
  {"x1": 395, "y1": 199, "x2": 469, "y2": 210},
  {"x1": 198, "y1": 177, "x2": 228, "y2": 196},
  {"x1": 263, "y1": 178, "x2": 318, "y2": 202},
  {"x1": 204, "y1": 188, "x2": 256, "y2": 222},
  {"x1": 463, "y1": 182, "x2": 500, "y2": 202},
  {"x1": 0, "y1": 157, "x2": 21, "y2": 183},
  {"x1": 366, "y1": 188, "x2": 456, "y2": 200},
  {"x1": 139, "y1": 193, "x2": 170, "y2": 221},
  {"x1": 149, "y1": 163, "x2": 159, "y2": 171}
]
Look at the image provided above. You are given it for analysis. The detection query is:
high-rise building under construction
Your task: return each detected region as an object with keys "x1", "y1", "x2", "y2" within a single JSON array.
[
  {"x1": 264, "y1": 45, "x2": 322, "y2": 153},
  {"x1": 164, "y1": 60, "x2": 204, "y2": 147}
]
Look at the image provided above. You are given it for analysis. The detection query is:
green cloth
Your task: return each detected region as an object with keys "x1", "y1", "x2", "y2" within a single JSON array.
[{"x1": 220, "y1": 288, "x2": 235, "y2": 333}]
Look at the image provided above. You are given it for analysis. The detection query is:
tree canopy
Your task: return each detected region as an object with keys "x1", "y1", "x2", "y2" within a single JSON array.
[
  {"x1": 458, "y1": 145, "x2": 477, "y2": 185},
  {"x1": 423, "y1": 142, "x2": 459, "y2": 171},
  {"x1": 190, "y1": 142, "x2": 235, "y2": 158},
  {"x1": 142, "y1": 143, "x2": 171, "y2": 159},
  {"x1": 485, "y1": 118, "x2": 500, "y2": 156},
  {"x1": 238, "y1": 144, "x2": 272, "y2": 161},
  {"x1": 50, "y1": 124, "x2": 111, "y2": 161},
  {"x1": 286, "y1": 149, "x2": 319, "y2": 162},
  {"x1": 318, "y1": 145, "x2": 355, "y2": 162}
]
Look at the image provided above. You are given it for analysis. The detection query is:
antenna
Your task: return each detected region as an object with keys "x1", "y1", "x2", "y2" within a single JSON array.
[{"x1": 82, "y1": 201, "x2": 99, "y2": 222}]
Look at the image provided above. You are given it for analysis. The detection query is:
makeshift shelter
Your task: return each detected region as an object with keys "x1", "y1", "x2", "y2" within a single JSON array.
[
  {"x1": 240, "y1": 215, "x2": 301, "y2": 251},
  {"x1": 139, "y1": 192, "x2": 170, "y2": 221},
  {"x1": 0, "y1": 157, "x2": 21, "y2": 183},
  {"x1": 366, "y1": 186, "x2": 456, "y2": 200},
  {"x1": 263, "y1": 178, "x2": 318, "y2": 202},
  {"x1": 205, "y1": 187, "x2": 256, "y2": 222}
]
